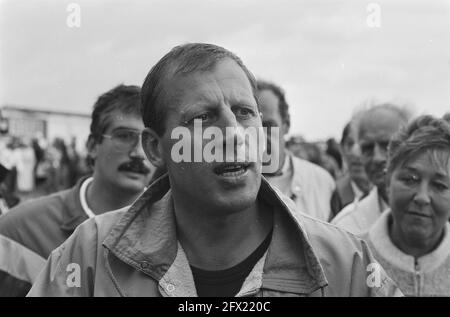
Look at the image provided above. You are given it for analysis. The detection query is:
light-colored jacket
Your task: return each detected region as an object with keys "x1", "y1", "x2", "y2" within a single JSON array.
[
  {"x1": 0, "y1": 178, "x2": 89, "y2": 296},
  {"x1": 363, "y1": 211, "x2": 450, "y2": 296},
  {"x1": 28, "y1": 176, "x2": 401, "y2": 297},
  {"x1": 270, "y1": 153, "x2": 335, "y2": 222},
  {"x1": 332, "y1": 187, "x2": 386, "y2": 235}
]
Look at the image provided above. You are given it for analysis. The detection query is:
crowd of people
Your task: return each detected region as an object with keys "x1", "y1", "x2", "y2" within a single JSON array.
[
  {"x1": 0, "y1": 135, "x2": 90, "y2": 214},
  {"x1": 0, "y1": 43, "x2": 449, "y2": 297}
]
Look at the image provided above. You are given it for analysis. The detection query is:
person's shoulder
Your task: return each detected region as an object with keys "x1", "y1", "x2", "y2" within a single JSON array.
[
  {"x1": 294, "y1": 212, "x2": 402, "y2": 297},
  {"x1": 298, "y1": 212, "x2": 365, "y2": 249},
  {"x1": 74, "y1": 206, "x2": 130, "y2": 244},
  {"x1": 331, "y1": 201, "x2": 357, "y2": 225},
  {"x1": 0, "y1": 189, "x2": 71, "y2": 234},
  {"x1": 291, "y1": 156, "x2": 335, "y2": 185}
]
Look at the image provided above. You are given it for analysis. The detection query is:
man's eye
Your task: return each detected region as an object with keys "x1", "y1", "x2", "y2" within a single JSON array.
[
  {"x1": 234, "y1": 107, "x2": 255, "y2": 119},
  {"x1": 380, "y1": 141, "x2": 390, "y2": 151},
  {"x1": 361, "y1": 144, "x2": 374, "y2": 155},
  {"x1": 190, "y1": 113, "x2": 210, "y2": 123},
  {"x1": 116, "y1": 132, "x2": 135, "y2": 141}
]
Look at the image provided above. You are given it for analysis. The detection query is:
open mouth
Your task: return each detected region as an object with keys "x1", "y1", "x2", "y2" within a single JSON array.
[{"x1": 213, "y1": 162, "x2": 251, "y2": 177}]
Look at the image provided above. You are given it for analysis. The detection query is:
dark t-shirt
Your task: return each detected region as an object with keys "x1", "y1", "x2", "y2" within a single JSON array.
[{"x1": 190, "y1": 230, "x2": 272, "y2": 297}]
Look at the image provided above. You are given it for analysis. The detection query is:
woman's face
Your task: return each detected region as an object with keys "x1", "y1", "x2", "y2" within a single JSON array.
[{"x1": 389, "y1": 149, "x2": 450, "y2": 247}]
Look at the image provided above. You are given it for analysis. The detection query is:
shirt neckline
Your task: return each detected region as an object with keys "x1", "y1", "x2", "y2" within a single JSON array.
[{"x1": 79, "y1": 177, "x2": 95, "y2": 218}]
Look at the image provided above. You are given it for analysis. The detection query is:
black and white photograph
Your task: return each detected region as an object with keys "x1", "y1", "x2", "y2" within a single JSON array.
[{"x1": 0, "y1": 0, "x2": 449, "y2": 300}]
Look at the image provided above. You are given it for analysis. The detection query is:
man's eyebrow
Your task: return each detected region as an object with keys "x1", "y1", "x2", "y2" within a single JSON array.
[
  {"x1": 110, "y1": 126, "x2": 140, "y2": 132},
  {"x1": 231, "y1": 97, "x2": 257, "y2": 106}
]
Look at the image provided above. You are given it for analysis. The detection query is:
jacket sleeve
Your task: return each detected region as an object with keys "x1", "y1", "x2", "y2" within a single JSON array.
[
  {"x1": 0, "y1": 209, "x2": 47, "y2": 297},
  {"x1": 27, "y1": 219, "x2": 98, "y2": 297}
]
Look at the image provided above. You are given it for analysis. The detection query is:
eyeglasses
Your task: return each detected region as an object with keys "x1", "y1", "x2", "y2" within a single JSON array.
[{"x1": 102, "y1": 129, "x2": 142, "y2": 152}]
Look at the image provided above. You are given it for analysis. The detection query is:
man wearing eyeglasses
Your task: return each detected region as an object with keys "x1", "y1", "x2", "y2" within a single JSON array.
[{"x1": 0, "y1": 84, "x2": 153, "y2": 296}]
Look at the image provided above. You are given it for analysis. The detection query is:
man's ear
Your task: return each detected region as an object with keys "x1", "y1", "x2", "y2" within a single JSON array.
[
  {"x1": 86, "y1": 134, "x2": 98, "y2": 161},
  {"x1": 282, "y1": 121, "x2": 290, "y2": 137},
  {"x1": 142, "y1": 128, "x2": 165, "y2": 168},
  {"x1": 385, "y1": 171, "x2": 392, "y2": 202}
]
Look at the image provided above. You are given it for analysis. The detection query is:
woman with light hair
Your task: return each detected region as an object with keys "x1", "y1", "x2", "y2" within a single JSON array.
[{"x1": 363, "y1": 115, "x2": 450, "y2": 296}]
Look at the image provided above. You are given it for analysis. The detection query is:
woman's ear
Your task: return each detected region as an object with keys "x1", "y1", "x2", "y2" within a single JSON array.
[{"x1": 142, "y1": 128, "x2": 165, "y2": 168}]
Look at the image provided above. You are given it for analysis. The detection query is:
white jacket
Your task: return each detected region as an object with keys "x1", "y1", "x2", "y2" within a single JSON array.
[
  {"x1": 364, "y1": 211, "x2": 450, "y2": 297},
  {"x1": 332, "y1": 187, "x2": 387, "y2": 234},
  {"x1": 266, "y1": 153, "x2": 335, "y2": 222}
]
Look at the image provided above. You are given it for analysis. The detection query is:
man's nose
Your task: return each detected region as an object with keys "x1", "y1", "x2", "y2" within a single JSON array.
[
  {"x1": 414, "y1": 182, "x2": 431, "y2": 206},
  {"x1": 220, "y1": 108, "x2": 245, "y2": 153},
  {"x1": 129, "y1": 135, "x2": 146, "y2": 159},
  {"x1": 350, "y1": 143, "x2": 362, "y2": 157},
  {"x1": 373, "y1": 143, "x2": 387, "y2": 162}
]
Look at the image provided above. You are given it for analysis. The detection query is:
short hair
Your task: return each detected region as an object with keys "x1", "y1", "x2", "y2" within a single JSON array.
[
  {"x1": 256, "y1": 80, "x2": 291, "y2": 128},
  {"x1": 141, "y1": 43, "x2": 257, "y2": 135},
  {"x1": 89, "y1": 84, "x2": 141, "y2": 142},
  {"x1": 352, "y1": 102, "x2": 412, "y2": 138},
  {"x1": 387, "y1": 115, "x2": 450, "y2": 175}
]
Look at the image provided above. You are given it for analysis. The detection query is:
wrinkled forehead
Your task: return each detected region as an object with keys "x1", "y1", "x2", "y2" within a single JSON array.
[{"x1": 162, "y1": 59, "x2": 257, "y2": 110}]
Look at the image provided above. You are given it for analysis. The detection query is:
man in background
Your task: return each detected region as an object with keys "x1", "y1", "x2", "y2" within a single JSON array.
[
  {"x1": 332, "y1": 104, "x2": 411, "y2": 234},
  {"x1": 0, "y1": 84, "x2": 153, "y2": 296},
  {"x1": 257, "y1": 80, "x2": 335, "y2": 221},
  {"x1": 330, "y1": 121, "x2": 372, "y2": 219}
]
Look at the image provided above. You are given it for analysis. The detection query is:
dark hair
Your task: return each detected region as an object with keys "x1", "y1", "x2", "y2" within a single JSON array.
[
  {"x1": 340, "y1": 122, "x2": 352, "y2": 146},
  {"x1": 256, "y1": 80, "x2": 291, "y2": 128},
  {"x1": 387, "y1": 115, "x2": 450, "y2": 175},
  {"x1": 327, "y1": 138, "x2": 343, "y2": 170},
  {"x1": 89, "y1": 84, "x2": 141, "y2": 142},
  {"x1": 141, "y1": 43, "x2": 257, "y2": 136}
]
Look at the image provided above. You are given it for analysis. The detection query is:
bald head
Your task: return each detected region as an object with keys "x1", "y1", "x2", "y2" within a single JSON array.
[{"x1": 353, "y1": 104, "x2": 411, "y2": 202}]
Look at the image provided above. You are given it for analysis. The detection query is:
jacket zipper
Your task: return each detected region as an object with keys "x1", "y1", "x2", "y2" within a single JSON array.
[{"x1": 414, "y1": 258, "x2": 421, "y2": 297}]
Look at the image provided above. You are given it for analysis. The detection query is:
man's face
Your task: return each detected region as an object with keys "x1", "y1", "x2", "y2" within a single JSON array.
[
  {"x1": 341, "y1": 125, "x2": 365, "y2": 181},
  {"x1": 91, "y1": 110, "x2": 153, "y2": 194},
  {"x1": 154, "y1": 58, "x2": 262, "y2": 214},
  {"x1": 257, "y1": 89, "x2": 288, "y2": 172},
  {"x1": 358, "y1": 109, "x2": 404, "y2": 197}
]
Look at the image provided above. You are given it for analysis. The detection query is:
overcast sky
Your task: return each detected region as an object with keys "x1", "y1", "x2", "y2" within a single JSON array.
[{"x1": 1, "y1": 0, "x2": 449, "y2": 141}]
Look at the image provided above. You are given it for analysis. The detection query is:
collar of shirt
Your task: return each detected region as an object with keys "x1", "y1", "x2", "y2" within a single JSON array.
[{"x1": 79, "y1": 177, "x2": 96, "y2": 218}]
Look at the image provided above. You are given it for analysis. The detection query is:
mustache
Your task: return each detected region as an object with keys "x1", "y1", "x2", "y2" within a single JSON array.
[{"x1": 118, "y1": 159, "x2": 151, "y2": 174}]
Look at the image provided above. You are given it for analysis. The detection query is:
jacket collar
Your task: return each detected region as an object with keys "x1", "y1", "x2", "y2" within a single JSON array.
[
  {"x1": 103, "y1": 174, "x2": 328, "y2": 296},
  {"x1": 369, "y1": 210, "x2": 450, "y2": 273},
  {"x1": 60, "y1": 176, "x2": 91, "y2": 235}
]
